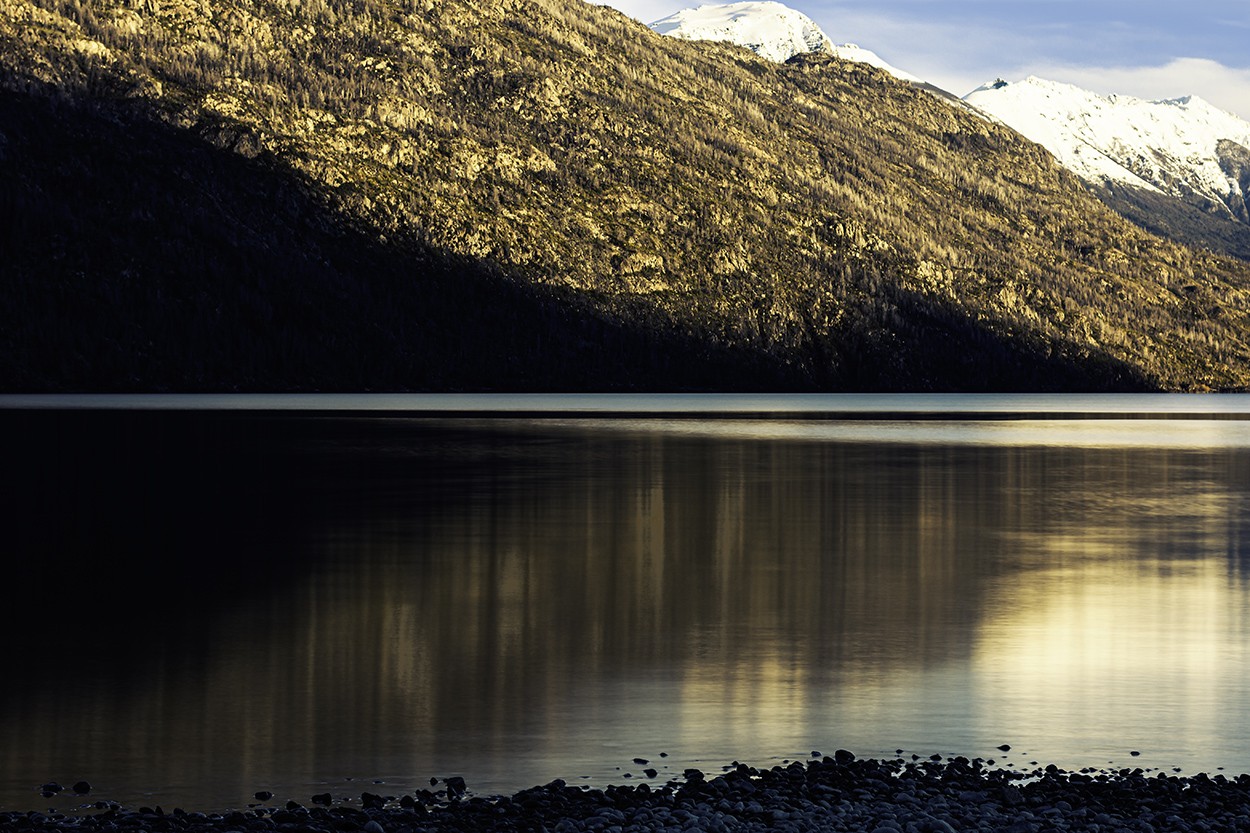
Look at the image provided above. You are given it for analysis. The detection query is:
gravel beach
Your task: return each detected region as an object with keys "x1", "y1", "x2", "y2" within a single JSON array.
[{"x1": 5, "y1": 753, "x2": 1247, "y2": 833}]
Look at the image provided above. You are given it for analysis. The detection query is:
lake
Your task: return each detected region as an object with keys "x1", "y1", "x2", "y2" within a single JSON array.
[{"x1": 3, "y1": 394, "x2": 1250, "y2": 812}]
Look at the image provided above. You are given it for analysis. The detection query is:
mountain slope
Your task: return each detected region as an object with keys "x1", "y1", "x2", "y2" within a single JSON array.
[
  {"x1": 3, "y1": 0, "x2": 1250, "y2": 390},
  {"x1": 965, "y1": 77, "x2": 1250, "y2": 259},
  {"x1": 650, "y1": 1, "x2": 919, "y2": 81}
]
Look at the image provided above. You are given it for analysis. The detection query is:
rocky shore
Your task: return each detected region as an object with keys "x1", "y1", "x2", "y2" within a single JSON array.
[{"x1": 4, "y1": 752, "x2": 1248, "y2": 833}]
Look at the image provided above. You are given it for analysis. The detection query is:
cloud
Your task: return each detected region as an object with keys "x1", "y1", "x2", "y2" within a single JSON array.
[
  {"x1": 1018, "y1": 59, "x2": 1250, "y2": 121},
  {"x1": 804, "y1": 4, "x2": 1250, "y2": 119},
  {"x1": 604, "y1": 0, "x2": 1250, "y2": 122}
]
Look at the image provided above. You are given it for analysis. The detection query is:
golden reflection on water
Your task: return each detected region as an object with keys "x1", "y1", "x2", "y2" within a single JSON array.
[
  {"x1": 5, "y1": 417, "x2": 1250, "y2": 810},
  {"x1": 975, "y1": 508, "x2": 1250, "y2": 766}
]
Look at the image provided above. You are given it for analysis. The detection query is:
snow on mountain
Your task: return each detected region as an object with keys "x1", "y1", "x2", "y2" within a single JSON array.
[
  {"x1": 649, "y1": 1, "x2": 920, "y2": 82},
  {"x1": 649, "y1": 1, "x2": 828, "y2": 63},
  {"x1": 964, "y1": 76, "x2": 1250, "y2": 222}
]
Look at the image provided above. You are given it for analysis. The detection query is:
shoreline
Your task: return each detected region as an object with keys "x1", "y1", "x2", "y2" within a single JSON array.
[{"x1": 5, "y1": 753, "x2": 1249, "y2": 832}]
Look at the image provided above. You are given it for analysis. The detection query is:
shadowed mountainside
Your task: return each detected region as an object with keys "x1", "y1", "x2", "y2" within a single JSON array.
[
  {"x1": 3, "y1": 0, "x2": 1250, "y2": 389},
  {"x1": 1095, "y1": 180, "x2": 1250, "y2": 263},
  {"x1": 0, "y1": 90, "x2": 808, "y2": 391}
]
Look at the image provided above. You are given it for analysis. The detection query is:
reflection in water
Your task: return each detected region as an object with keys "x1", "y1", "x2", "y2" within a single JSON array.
[
  {"x1": 978, "y1": 501, "x2": 1250, "y2": 767},
  {"x1": 3, "y1": 413, "x2": 1250, "y2": 811}
]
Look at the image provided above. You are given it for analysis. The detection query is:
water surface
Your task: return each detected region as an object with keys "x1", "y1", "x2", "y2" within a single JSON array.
[{"x1": 3, "y1": 397, "x2": 1250, "y2": 812}]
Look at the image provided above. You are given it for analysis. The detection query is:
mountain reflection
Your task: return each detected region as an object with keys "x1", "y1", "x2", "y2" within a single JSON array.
[{"x1": 4, "y1": 416, "x2": 1250, "y2": 810}]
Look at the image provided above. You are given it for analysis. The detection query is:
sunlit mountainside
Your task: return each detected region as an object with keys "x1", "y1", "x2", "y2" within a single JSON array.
[
  {"x1": 3, "y1": 0, "x2": 1250, "y2": 390},
  {"x1": 655, "y1": 3, "x2": 1250, "y2": 263}
]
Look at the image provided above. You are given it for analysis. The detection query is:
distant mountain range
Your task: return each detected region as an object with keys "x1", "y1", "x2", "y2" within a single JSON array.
[
  {"x1": 651, "y1": 2, "x2": 1250, "y2": 260},
  {"x1": 4, "y1": 0, "x2": 1250, "y2": 391},
  {"x1": 965, "y1": 78, "x2": 1250, "y2": 259}
]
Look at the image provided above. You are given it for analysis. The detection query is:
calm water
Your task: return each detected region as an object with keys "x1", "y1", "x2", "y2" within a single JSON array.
[{"x1": 4, "y1": 396, "x2": 1250, "y2": 812}]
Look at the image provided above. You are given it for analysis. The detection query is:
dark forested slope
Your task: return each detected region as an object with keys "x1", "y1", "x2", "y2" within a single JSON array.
[{"x1": 3, "y1": 0, "x2": 1250, "y2": 390}]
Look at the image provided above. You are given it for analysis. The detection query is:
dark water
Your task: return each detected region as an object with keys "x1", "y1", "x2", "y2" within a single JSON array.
[{"x1": 5, "y1": 397, "x2": 1250, "y2": 812}]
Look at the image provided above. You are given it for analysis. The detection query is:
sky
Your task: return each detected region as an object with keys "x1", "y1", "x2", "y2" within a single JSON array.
[{"x1": 606, "y1": 0, "x2": 1250, "y2": 120}]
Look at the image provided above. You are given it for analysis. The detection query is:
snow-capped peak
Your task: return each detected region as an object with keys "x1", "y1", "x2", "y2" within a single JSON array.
[
  {"x1": 649, "y1": 1, "x2": 920, "y2": 82},
  {"x1": 963, "y1": 76, "x2": 1250, "y2": 221}
]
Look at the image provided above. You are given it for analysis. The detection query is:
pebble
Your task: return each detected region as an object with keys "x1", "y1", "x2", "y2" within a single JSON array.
[{"x1": 444, "y1": 777, "x2": 467, "y2": 799}]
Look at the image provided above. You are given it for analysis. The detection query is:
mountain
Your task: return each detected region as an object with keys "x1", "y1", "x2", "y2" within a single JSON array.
[
  {"x1": 965, "y1": 77, "x2": 1250, "y2": 260},
  {"x1": 3, "y1": 0, "x2": 1250, "y2": 391},
  {"x1": 649, "y1": 1, "x2": 920, "y2": 82},
  {"x1": 649, "y1": 8, "x2": 1250, "y2": 260}
]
